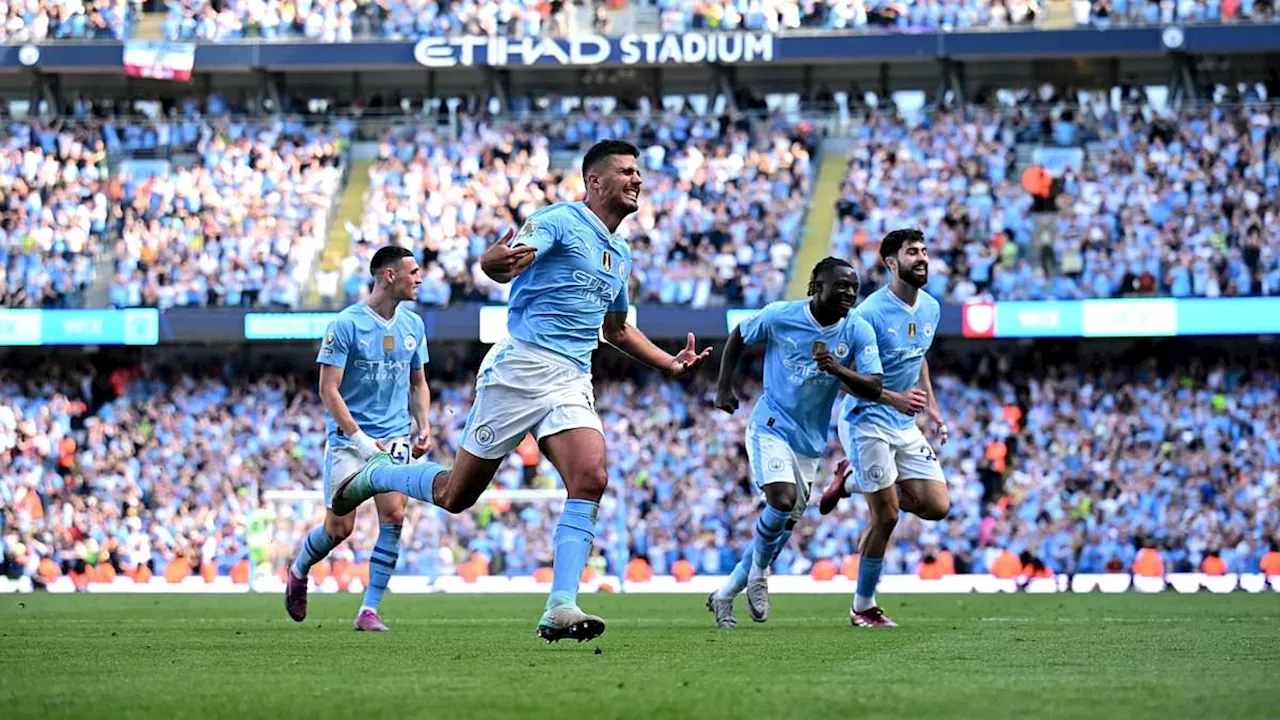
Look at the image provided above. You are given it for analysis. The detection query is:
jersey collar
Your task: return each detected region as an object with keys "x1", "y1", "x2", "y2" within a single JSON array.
[
  {"x1": 883, "y1": 285, "x2": 921, "y2": 314},
  {"x1": 362, "y1": 303, "x2": 398, "y2": 328}
]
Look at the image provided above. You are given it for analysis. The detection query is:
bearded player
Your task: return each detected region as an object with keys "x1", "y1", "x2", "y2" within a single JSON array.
[
  {"x1": 326, "y1": 139, "x2": 712, "y2": 643},
  {"x1": 709, "y1": 257, "x2": 922, "y2": 628},
  {"x1": 285, "y1": 245, "x2": 431, "y2": 632},
  {"x1": 818, "y1": 228, "x2": 950, "y2": 628}
]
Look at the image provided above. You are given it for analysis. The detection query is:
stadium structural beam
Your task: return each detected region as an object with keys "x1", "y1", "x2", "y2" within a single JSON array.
[
  {"x1": 255, "y1": 70, "x2": 284, "y2": 115},
  {"x1": 484, "y1": 68, "x2": 510, "y2": 114},
  {"x1": 28, "y1": 70, "x2": 59, "y2": 118},
  {"x1": 710, "y1": 63, "x2": 738, "y2": 112},
  {"x1": 1166, "y1": 52, "x2": 1203, "y2": 108},
  {"x1": 934, "y1": 58, "x2": 967, "y2": 109}
]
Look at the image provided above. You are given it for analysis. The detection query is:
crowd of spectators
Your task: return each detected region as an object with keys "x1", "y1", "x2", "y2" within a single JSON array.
[
  {"x1": 661, "y1": 0, "x2": 1042, "y2": 33},
  {"x1": 2, "y1": 345, "x2": 1277, "y2": 587},
  {"x1": 0, "y1": 0, "x2": 133, "y2": 43},
  {"x1": 103, "y1": 118, "x2": 347, "y2": 310},
  {"x1": 335, "y1": 111, "x2": 813, "y2": 309},
  {"x1": 1075, "y1": 0, "x2": 1278, "y2": 27},
  {"x1": 161, "y1": 0, "x2": 584, "y2": 42},
  {"x1": 0, "y1": 121, "x2": 111, "y2": 309},
  {"x1": 832, "y1": 104, "x2": 1280, "y2": 303}
]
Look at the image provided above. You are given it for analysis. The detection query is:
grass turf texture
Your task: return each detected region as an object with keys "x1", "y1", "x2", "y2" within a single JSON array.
[{"x1": 1, "y1": 593, "x2": 1276, "y2": 719}]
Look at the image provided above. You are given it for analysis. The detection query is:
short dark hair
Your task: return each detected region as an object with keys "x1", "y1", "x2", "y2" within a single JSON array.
[
  {"x1": 370, "y1": 245, "x2": 414, "y2": 276},
  {"x1": 582, "y1": 139, "x2": 640, "y2": 177},
  {"x1": 807, "y1": 256, "x2": 855, "y2": 296},
  {"x1": 879, "y1": 229, "x2": 926, "y2": 260}
]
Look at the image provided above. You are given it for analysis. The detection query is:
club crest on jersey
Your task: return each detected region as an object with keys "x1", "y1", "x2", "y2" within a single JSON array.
[
  {"x1": 515, "y1": 220, "x2": 537, "y2": 245},
  {"x1": 908, "y1": 322, "x2": 917, "y2": 339},
  {"x1": 835, "y1": 342, "x2": 850, "y2": 359},
  {"x1": 382, "y1": 335, "x2": 395, "y2": 354},
  {"x1": 602, "y1": 250, "x2": 613, "y2": 273},
  {"x1": 924, "y1": 323, "x2": 934, "y2": 337},
  {"x1": 404, "y1": 334, "x2": 417, "y2": 352}
]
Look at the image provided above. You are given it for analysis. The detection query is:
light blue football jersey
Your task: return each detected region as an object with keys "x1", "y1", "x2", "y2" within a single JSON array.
[
  {"x1": 840, "y1": 286, "x2": 940, "y2": 432},
  {"x1": 739, "y1": 299, "x2": 882, "y2": 458},
  {"x1": 507, "y1": 201, "x2": 632, "y2": 372},
  {"x1": 317, "y1": 302, "x2": 428, "y2": 444}
]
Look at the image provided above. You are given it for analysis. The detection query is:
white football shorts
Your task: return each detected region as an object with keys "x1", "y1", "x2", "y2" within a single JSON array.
[
  {"x1": 460, "y1": 337, "x2": 602, "y2": 460},
  {"x1": 837, "y1": 415, "x2": 946, "y2": 494},
  {"x1": 323, "y1": 434, "x2": 412, "y2": 509},
  {"x1": 745, "y1": 426, "x2": 819, "y2": 523}
]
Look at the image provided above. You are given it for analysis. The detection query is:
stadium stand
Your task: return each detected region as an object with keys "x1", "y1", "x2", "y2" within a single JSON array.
[
  {"x1": 162, "y1": 0, "x2": 583, "y2": 42},
  {"x1": 1075, "y1": 0, "x2": 1278, "y2": 26},
  {"x1": 3, "y1": 347, "x2": 1277, "y2": 587},
  {"x1": 338, "y1": 112, "x2": 814, "y2": 309},
  {"x1": 104, "y1": 120, "x2": 348, "y2": 309},
  {"x1": 662, "y1": 0, "x2": 1044, "y2": 33},
  {"x1": 831, "y1": 105, "x2": 1280, "y2": 303},
  {"x1": 0, "y1": 122, "x2": 111, "y2": 309},
  {"x1": 0, "y1": 0, "x2": 134, "y2": 42}
]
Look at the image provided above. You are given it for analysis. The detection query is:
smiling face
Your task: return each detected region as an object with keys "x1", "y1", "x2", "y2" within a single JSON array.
[
  {"x1": 887, "y1": 237, "x2": 929, "y2": 289},
  {"x1": 380, "y1": 256, "x2": 421, "y2": 302},
  {"x1": 812, "y1": 263, "x2": 859, "y2": 317}
]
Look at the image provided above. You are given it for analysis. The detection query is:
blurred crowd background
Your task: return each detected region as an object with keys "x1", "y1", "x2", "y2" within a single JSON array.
[
  {"x1": 3, "y1": 340, "x2": 1278, "y2": 587},
  {"x1": 1, "y1": 0, "x2": 1279, "y2": 590}
]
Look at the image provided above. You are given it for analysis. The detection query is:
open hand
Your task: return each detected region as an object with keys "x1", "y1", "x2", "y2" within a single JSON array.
[{"x1": 670, "y1": 333, "x2": 712, "y2": 378}]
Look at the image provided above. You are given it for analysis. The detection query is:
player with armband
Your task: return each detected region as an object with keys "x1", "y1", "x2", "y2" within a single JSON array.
[{"x1": 284, "y1": 246, "x2": 432, "y2": 632}]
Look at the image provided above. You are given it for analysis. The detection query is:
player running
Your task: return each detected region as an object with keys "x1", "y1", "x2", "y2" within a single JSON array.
[
  {"x1": 817, "y1": 228, "x2": 950, "y2": 628},
  {"x1": 284, "y1": 245, "x2": 431, "y2": 632},
  {"x1": 709, "y1": 257, "x2": 909, "y2": 628},
  {"x1": 326, "y1": 139, "x2": 711, "y2": 643}
]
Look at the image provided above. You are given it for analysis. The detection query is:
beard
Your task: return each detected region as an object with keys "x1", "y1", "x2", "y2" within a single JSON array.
[{"x1": 899, "y1": 262, "x2": 928, "y2": 289}]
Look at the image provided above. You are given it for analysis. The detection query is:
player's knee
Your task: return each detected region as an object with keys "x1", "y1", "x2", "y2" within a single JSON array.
[
  {"x1": 564, "y1": 464, "x2": 608, "y2": 500},
  {"x1": 918, "y1": 496, "x2": 950, "y2": 522},
  {"x1": 378, "y1": 506, "x2": 406, "y2": 526},
  {"x1": 323, "y1": 515, "x2": 354, "y2": 543},
  {"x1": 869, "y1": 511, "x2": 898, "y2": 536}
]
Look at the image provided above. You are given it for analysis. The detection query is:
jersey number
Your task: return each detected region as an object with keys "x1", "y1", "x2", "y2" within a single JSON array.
[
  {"x1": 387, "y1": 439, "x2": 412, "y2": 465},
  {"x1": 921, "y1": 446, "x2": 937, "y2": 463}
]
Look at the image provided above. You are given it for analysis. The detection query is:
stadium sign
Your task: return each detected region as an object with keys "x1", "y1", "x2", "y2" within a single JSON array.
[
  {"x1": 961, "y1": 298, "x2": 1280, "y2": 339},
  {"x1": 413, "y1": 32, "x2": 774, "y2": 68},
  {"x1": 3, "y1": 25, "x2": 1278, "y2": 73}
]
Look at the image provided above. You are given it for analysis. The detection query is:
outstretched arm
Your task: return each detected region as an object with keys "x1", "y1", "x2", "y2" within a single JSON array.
[
  {"x1": 714, "y1": 327, "x2": 747, "y2": 414},
  {"x1": 602, "y1": 312, "x2": 711, "y2": 377}
]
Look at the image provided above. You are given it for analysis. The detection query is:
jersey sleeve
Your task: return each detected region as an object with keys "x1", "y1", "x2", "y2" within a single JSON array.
[
  {"x1": 608, "y1": 250, "x2": 631, "y2": 314},
  {"x1": 738, "y1": 302, "x2": 781, "y2": 347},
  {"x1": 511, "y1": 210, "x2": 560, "y2": 255},
  {"x1": 317, "y1": 315, "x2": 353, "y2": 368},
  {"x1": 851, "y1": 317, "x2": 883, "y2": 375},
  {"x1": 411, "y1": 319, "x2": 429, "y2": 369}
]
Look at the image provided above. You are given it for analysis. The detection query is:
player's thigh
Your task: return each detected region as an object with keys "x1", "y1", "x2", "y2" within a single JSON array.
[
  {"x1": 897, "y1": 480, "x2": 949, "y2": 520},
  {"x1": 539, "y1": 427, "x2": 608, "y2": 499},
  {"x1": 846, "y1": 433, "x2": 899, "y2": 495},
  {"x1": 745, "y1": 429, "x2": 800, "y2": 512}
]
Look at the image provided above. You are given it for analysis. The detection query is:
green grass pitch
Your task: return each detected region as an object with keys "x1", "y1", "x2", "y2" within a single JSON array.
[{"x1": 1, "y1": 593, "x2": 1277, "y2": 719}]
